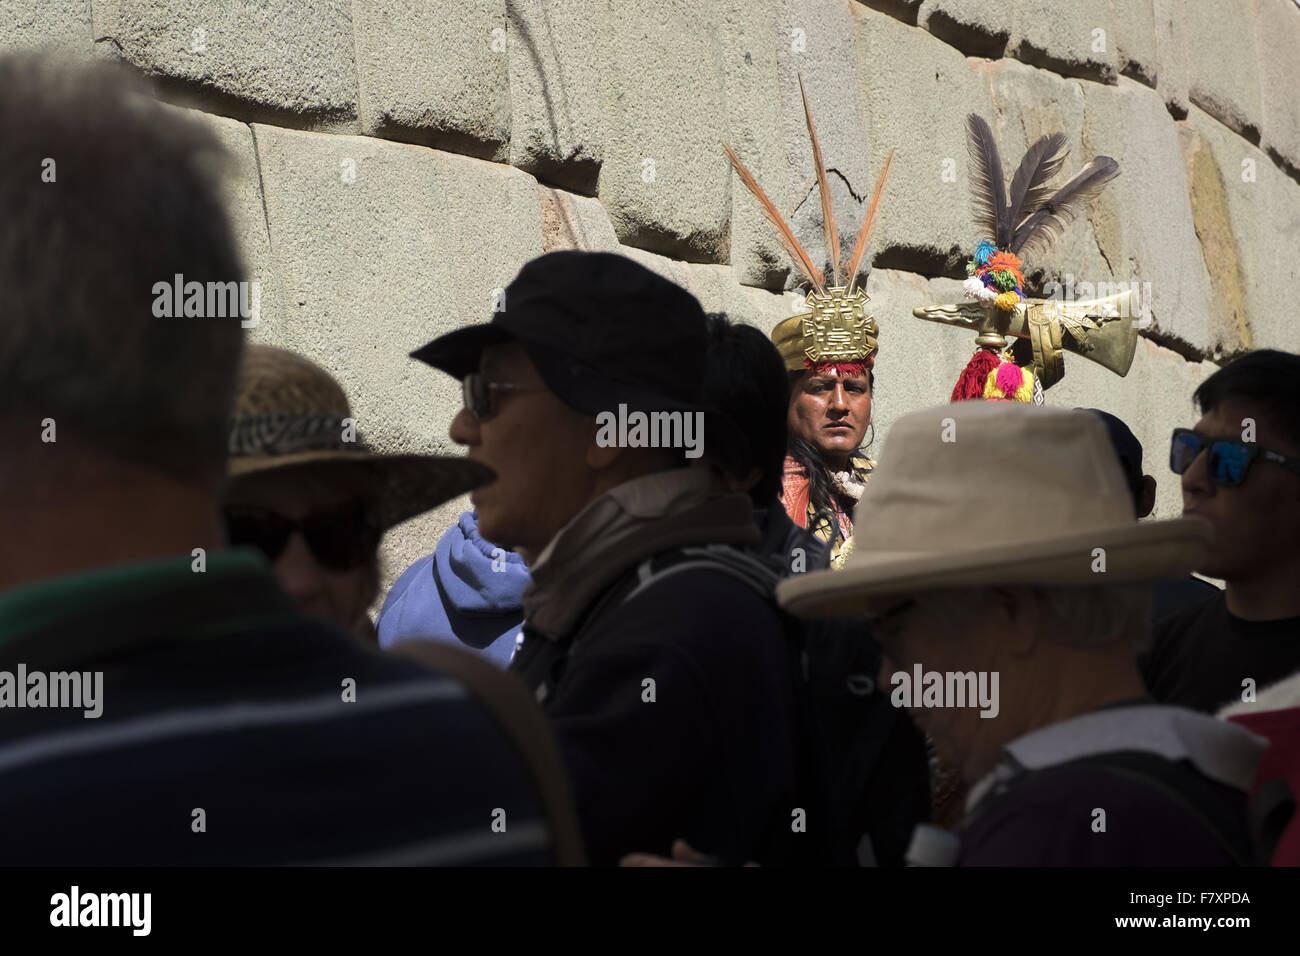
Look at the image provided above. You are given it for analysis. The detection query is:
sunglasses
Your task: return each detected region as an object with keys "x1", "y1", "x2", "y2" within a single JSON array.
[
  {"x1": 1169, "y1": 427, "x2": 1300, "y2": 487},
  {"x1": 224, "y1": 500, "x2": 381, "y2": 571},
  {"x1": 462, "y1": 373, "x2": 544, "y2": 422}
]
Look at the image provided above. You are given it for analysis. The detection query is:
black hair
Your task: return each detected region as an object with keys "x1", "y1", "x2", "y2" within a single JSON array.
[
  {"x1": 1194, "y1": 349, "x2": 1300, "y2": 452},
  {"x1": 702, "y1": 313, "x2": 789, "y2": 507}
]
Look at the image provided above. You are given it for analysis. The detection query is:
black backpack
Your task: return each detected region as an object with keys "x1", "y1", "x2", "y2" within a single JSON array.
[{"x1": 512, "y1": 542, "x2": 928, "y2": 866}]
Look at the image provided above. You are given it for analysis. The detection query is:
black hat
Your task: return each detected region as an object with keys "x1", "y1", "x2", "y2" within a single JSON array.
[
  {"x1": 411, "y1": 251, "x2": 708, "y2": 416},
  {"x1": 1082, "y1": 407, "x2": 1145, "y2": 496}
]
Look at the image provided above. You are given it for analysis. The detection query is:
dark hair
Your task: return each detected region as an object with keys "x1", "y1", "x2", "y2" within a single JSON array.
[
  {"x1": 0, "y1": 52, "x2": 245, "y2": 482},
  {"x1": 1194, "y1": 349, "x2": 1300, "y2": 452},
  {"x1": 1080, "y1": 408, "x2": 1145, "y2": 515},
  {"x1": 702, "y1": 313, "x2": 789, "y2": 506}
]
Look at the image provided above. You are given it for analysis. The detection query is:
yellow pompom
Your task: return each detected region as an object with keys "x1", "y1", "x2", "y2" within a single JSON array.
[
  {"x1": 994, "y1": 290, "x2": 1020, "y2": 311},
  {"x1": 983, "y1": 362, "x2": 1036, "y2": 403}
]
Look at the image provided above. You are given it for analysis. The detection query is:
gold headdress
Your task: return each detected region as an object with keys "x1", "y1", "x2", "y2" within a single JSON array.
[{"x1": 724, "y1": 76, "x2": 894, "y2": 373}]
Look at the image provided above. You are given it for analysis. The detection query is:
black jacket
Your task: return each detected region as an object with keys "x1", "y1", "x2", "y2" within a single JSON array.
[{"x1": 511, "y1": 492, "x2": 797, "y2": 866}]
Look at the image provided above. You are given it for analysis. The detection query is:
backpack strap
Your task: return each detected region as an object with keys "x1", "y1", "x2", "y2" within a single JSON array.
[
  {"x1": 1025, "y1": 750, "x2": 1253, "y2": 866},
  {"x1": 390, "y1": 639, "x2": 586, "y2": 866}
]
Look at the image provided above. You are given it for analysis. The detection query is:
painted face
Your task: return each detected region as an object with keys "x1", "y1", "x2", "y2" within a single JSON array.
[
  {"x1": 1179, "y1": 400, "x2": 1300, "y2": 582},
  {"x1": 447, "y1": 342, "x2": 598, "y2": 561},
  {"x1": 787, "y1": 365, "x2": 872, "y2": 464}
]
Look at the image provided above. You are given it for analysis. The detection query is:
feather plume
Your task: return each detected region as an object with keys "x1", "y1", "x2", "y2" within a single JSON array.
[
  {"x1": 722, "y1": 141, "x2": 826, "y2": 293},
  {"x1": 844, "y1": 147, "x2": 894, "y2": 295},
  {"x1": 1009, "y1": 156, "x2": 1120, "y2": 262},
  {"x1": 966, "y1": 114, "x2": 1009, "y2": 248},
  {"x1": 799, "y1": 75, "x2": 840, "y2": 287},
  {"x1": 1006, "y1": 132, "x2": 1068, "y2": 233}
]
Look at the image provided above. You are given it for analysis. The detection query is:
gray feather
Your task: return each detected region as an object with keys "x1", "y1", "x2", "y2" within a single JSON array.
[
  {"x1": 1010, "y1": 156, "x2": 1120, "y2": 262},
  {"x1": 1007, "y1": 132, "x2": 1068, "y2": 232},
  {"x1": 965, "y1": 114, "x2": 1009, "y2": 247}
]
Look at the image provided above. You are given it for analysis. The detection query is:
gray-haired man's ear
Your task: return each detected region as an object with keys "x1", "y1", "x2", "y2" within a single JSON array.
[{"x1": 1137, "y1": 475, "x2": 1158, "y2": 519}]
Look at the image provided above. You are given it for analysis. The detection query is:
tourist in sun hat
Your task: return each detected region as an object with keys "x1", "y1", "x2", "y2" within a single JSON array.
[
  {"x1": 778, "y1": 402, "x2": 1266, "y2": 865},
  {"x1": 225, "y1": 344, "x2": 492, "y2": 640}
]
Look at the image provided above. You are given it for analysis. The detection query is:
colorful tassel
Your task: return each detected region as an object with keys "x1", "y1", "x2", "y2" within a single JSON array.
[
  {"x1": 974, "y1": 240, "x2": 996, "y2": 267},
  {"x1": 981, "y1": 362, "x2": 1035, "y2": 402},
  {"x1": 994, "y1": 290, "x2": 1020, "y2": 311},
  {"x1": 949, "y1": 348, "x2": 1003, "y2": 402}
]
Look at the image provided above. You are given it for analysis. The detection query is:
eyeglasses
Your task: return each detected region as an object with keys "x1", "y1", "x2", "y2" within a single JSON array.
[
  {"x1": 462, "y1": 373, "x2": 544, "y2": 421},
  {"x1": 1169, "y1": 427, "x2": 1300, "y2": 487},
  {"x1": 224, "y1": 500, "x2": 381, "y2": 571}
]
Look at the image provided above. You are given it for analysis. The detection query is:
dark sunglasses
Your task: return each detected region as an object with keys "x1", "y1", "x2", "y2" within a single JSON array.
[
  {"x1": 462, "y1": 373, "x2": 543, "y2": 422},
  {"x1": 224, "y1": 500, "x2": 381, "y2": 571},
  {"x1": 1169, "y1": 427, "x2": 1300, "y2": 487}
]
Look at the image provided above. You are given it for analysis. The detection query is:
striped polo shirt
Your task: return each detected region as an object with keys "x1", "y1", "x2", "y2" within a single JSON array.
[{"x1": 0, "y1": 550, "x2": 553, "y2": 865}]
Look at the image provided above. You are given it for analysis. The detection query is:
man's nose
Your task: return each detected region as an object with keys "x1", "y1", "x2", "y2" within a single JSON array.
[
  {"x1": 1181, "y1": 444, "x2": 1213, "y2": 497},
  {"x1": 274, "y1": 532, "x2": 329, "y2": 605},
  {"x1": 449, "y1": 407, "x2": 480, "y2": 447},
  {"x1": 828, "y1": 384, "x2": 848, "y2": 411}
]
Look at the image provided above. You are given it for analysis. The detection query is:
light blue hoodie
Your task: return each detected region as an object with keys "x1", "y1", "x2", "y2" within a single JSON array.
[{"x1": 377, "y1": 511, "x2": 529, "y2": 668}]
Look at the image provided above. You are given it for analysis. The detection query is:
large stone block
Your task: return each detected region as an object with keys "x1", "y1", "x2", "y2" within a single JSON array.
[
  {"x1": 917, "y1": 0, "x2": 1011, "y2": 59},
  {"x1": 167, "y1": 107, "x2": 276, "y2": 330},
  {"x1": 1108, "y1": 0, "x2": 1157, "y2": 86},
  {"x1": 354, "y1": 0, "x2": 509, "y2": 162},
  {"x1": 719, "y1": 0, "x2": 793, "y2": 289},
  {"x1": 538, "y1": 185, "x2": 620, "y2": 253},
  {"x1": 1081, "y1": 78, "x2": 1217, "y2": 354},
  {"x1": 1152, "y1": 0, "x2": 1189, "y2": 117},
  {"x1": 1249, "y1": 0, "x2": 1300, "y2": 179},
  {"x1": 92, "y1": 0, "x2": 357, "y2": 119},
  {"x1": 681, "y1": 262, "x2": 791, "y2": 332},
  {"x1": 851, "y1": 5, "x2": 994, "y2": 278},
  {"x1": 596, "y1": 0, "x2": 730, "y2": 264},
  {"x1": 1182, "y1": 0, "x2": 1263, "y2": 143},
  {"x1": 1011, "y1": 0, "x2": 1118, "y2": 84},
  {"x1": 251, "y1": 125, "x2": 542, "y2": 456},
  {"x1": 0, "y1": 0, "x2": 91, "y2": 52},
  {"x1": 1180, "y1": 107, "x2": 1300, "y2": 356},
  {"x1": 505, "y1": 0, "x2": 610, "y2": 193}
]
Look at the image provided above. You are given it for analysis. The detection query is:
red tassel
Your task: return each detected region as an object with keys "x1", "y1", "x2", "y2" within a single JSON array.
[{"x1": 949, "y1": 349, "x2": 1002, "y2": 402}]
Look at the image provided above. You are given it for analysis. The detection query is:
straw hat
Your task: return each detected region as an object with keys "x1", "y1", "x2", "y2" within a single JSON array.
[
  {"x1": 777, "y1": 402, "x2": 1212, "y2": 619},
  {"x1": 227, "y1": 344, "x2": 492, "y2": 530}
]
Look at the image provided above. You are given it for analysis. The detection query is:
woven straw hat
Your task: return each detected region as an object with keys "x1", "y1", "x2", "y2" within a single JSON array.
[
  {"x1": 227, "y1": 345, "x2": 491, "y2": 530},
  {"x1": 777, "y1": 402, "x2": 1212, "y2": 619}
]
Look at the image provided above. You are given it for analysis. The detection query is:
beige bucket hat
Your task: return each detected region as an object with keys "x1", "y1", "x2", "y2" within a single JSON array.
[
  {"x1": 227, "y1": 344, "x2": 492, "y2": 530},
  {"x1": 777, "y1": 402, "x2": 1212, "y2": 619}
]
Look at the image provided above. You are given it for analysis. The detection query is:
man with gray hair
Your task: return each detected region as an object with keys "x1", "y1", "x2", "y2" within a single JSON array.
[{"x1": 778, "y1": 403, "x2": 1266, "y2": 865}]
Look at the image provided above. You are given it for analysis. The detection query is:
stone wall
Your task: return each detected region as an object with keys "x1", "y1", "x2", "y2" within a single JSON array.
[{"x1": 6, "y1": 0, "x2": 1298, "y2": 597}]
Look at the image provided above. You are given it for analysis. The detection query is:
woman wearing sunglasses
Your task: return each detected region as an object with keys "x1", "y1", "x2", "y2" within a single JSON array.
[{"x1": 224, "y1": 345, "x2": 491, "y2": 641}]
